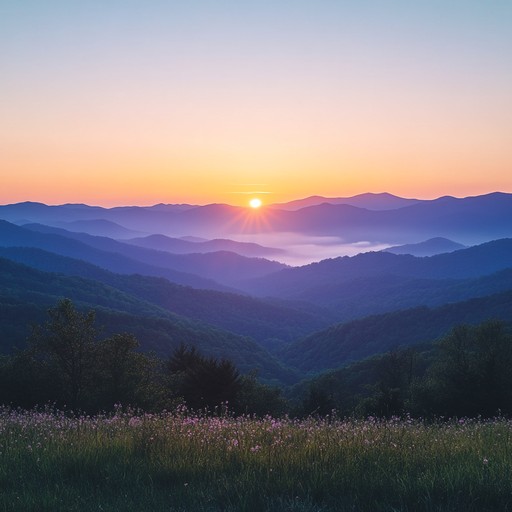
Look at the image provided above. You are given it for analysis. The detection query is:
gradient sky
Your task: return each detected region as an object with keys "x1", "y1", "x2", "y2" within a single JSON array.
[{"x1": 1, "y1": 1, "x2": 511, "y2": 206}]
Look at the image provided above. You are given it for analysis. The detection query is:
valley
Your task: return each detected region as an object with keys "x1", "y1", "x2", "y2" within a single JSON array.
[{"x1": 1, "y1": 192, "x2": 511, "y2": 393}]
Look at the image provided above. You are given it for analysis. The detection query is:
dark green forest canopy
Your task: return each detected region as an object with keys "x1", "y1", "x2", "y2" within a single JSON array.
[
  {"x1": 2, "y1": 296, "x2": 512, "y2": 420},
  {"x1": 0, "y1": 256, "x2": 296, "y2": 384},
  {"x1": 1, "y1": 228, "x2": 512, "y2": 419},
  {"x1": 282, "y1": 291, "x2": 512, "y2": 373},
  {"x1": 291, "y1": 320, "x2": 512, "y2": 419},
  {"x1": 0, "y1": 298, "x2": 286, "y2": 415}
]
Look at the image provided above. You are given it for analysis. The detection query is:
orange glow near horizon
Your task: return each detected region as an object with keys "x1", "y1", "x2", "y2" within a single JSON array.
[
  {"x1": 1, "y1": 168, "x2": 511, "y2": 208},
  {"x1": 2, "y1": 123, "x2": 511, "y2": 207},
  {"x1": 1, "y1": 3, "x2": 511, "y2": 208}
]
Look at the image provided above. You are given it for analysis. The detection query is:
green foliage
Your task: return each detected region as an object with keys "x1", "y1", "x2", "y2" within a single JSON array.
[
  {"x1": 290, "y1": 347, "x2": 430, "y2": 419},
  {"x1": 0, "y1": 257, "x2": 296, "y2": 384},
  {"x1": 283, "y1": 292, "x2": 512, "y2": 373},
  {"x1": 0, "y1": 299, "x2": 285, "y2": 417},
  {"x1": 0, "y1": 351, "x2": 61, "y2": 409},
  {"x1": 29, "y1": 298, "x2": 98, "y2": 409},
  {"x1": 291, "y1": 320, "x2": 512, "y2": 420},
  {"x1": 166, "y1": 344, "x2": 242, "y2": 411},
  {"x1": 356, "y1": 349, "x2": 417, "y2": 418},
  {"x1": 103, "y1": 272, "x2": 328, "y2": 345},
  {"x1": 93, "y1": 333, "x2": 163, "y2": 411},
  {"x1": 234, "y1": 372, "x2": 287, "y2": 417},
  {"x1": 0, "y1": 299, "x2": 163, "y2": 412},
  {"x1": 0, "y1": 299, "x2": 284, "y2": 415},
  {"x1": 0, "y1": 246, "x2": 328, "y2": 345},
  {"x1": 3, "y1": 294, "x2": 512, "y2": 421},
  {"x1": 415, "y1": 320, "x2": 512, "y2": 417}
]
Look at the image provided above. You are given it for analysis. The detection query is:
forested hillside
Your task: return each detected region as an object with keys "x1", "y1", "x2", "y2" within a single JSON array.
[
  {"x1": 282, "y1": 291, "x2": 512, "y2": 373},
  {"x1": 0, "y1": 257, "x2": 296, "y2": 383},
  {"x1": 0, "y1": 247, "x2": 331, "y2": 346},
  {"x1": 1, "y1": 195, "x2": 512, "y2": 418}
]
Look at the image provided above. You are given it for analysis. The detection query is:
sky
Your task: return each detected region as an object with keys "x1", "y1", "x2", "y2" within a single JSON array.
[{"x1": 1, "y1": 1, "x2": 511, "y2": 207}]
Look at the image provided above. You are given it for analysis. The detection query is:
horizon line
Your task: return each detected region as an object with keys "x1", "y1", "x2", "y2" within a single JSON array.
[{"x1": 0, "y1": 189, "x2": 510, "y2": 209}]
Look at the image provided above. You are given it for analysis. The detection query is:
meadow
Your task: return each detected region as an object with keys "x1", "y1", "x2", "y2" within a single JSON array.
[{"x1": 1, "y1": 407, "x2": 512, "y2": 511}]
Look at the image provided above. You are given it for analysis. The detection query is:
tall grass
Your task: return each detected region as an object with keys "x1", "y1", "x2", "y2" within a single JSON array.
[{"x1": 1, "y1": 406, "x2": 512, "y2": 511}]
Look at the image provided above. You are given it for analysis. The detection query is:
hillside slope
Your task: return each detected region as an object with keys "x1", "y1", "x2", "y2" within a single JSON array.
[
  {"x1": 282, "y1": 290, "x2": 512, "y2": 373},
  {"x1": 0, "y1": 247, "x2": 330, "y2": 347},
  {"x1": 242, "y1": 238, "x2": 512, "y2": 300},
  {"x1": 0, "y1": 257, "x2": 296, "y2": 383}
]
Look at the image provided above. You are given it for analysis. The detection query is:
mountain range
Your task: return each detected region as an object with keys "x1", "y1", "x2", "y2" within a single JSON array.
[
  {"x1": 0, "y1": 191, "x2": 511, "y2": 386},
  {"x1": 2, "y1": 192, "x2": 511, "y2": 246},
  {"x1": 382, "y1": 237, "x2": 466, "y2": 257}
]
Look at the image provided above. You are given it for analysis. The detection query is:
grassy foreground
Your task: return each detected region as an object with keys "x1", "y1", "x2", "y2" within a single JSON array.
[{"x1": 1, "y1": 407, "x2": 512, "y2": 511}]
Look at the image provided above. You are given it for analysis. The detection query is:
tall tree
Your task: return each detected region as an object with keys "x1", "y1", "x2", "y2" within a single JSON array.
[
  {"x1": 95, "y1": 333, "x2": 161, "y2": 410},
  {"x1": 166, "y1": 345, "x2": 242, "y2": 411},
  {"x1": 420, "y1": 320, "x2": 512, "y2": 417},
  {"x1": 29, "y1": 298, "x2": 98, "y2": 410}
]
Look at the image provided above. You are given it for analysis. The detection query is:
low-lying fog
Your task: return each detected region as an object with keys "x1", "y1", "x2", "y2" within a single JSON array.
[{"x1": 230, "y1": 233, "x2": 391, "y2": 266}]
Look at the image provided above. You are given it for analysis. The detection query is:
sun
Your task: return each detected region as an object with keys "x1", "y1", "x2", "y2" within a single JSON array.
[{"x1": 249, "y1": 198, "x2": 262, "y2": 209}]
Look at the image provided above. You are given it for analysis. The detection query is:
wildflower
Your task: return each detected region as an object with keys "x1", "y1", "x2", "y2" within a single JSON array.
[{"x1": 128, "y1": 417, "x2": 142, "y2": 428}]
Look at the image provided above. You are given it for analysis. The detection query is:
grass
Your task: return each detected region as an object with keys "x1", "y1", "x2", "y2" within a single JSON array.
[{"x1": 1, "y1": 406, "x2": 512, "y2": 511}]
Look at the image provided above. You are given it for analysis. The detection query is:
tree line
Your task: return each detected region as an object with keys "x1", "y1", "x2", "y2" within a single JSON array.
[
  {"x1": 294, "y1": 319, "x2": 512, "y2": 419},
  {"x1": 1, "y1": 298, "x2": 511, "y2": 419},
  {"x1": 0, "y1": 299, "x2": 284, "y2": 415}
]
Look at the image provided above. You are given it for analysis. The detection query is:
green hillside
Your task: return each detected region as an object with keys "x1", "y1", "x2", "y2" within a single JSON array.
[
  {"x1": 0, "y1": 247, "x2": 331, "y2": 347},
  {"x1": 0, "y1": 257, "x2": 296, "y2": 383},
  {"x1": 283, "y1": 291, "x2": 512, "y2": 373}
]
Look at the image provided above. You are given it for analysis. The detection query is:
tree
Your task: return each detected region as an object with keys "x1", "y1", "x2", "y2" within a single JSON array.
[
  {"x1": 166, "y1": 345, "x2": 242, "y2": 411},
  {"x1": 234, "y1": 372, "x2": 287, "y2": 417},
  {"x1": 94, "y1": 333, "x2": 145, "y2": 408},
  {"x1": 418, "y1": 320, "x2": 512, "y2": 417},
  {"x1": 358, "y1": 349, "x2": 416, "y2": 417},
  {"x1": 475, "y1": 320, "x2": 512, "y2": 415},
  {"x1": 167, "y1": 344, "x2": 202, "y2": 374},
  {"x1": 0, "y1": 352, "x2": 60, "y2": 408},
  {"x1": 301, "y1": 383, "x2": 337, "y2": 418},
  {"x1": 29, "y1": 298, "x2": 98, "y2": 410}
]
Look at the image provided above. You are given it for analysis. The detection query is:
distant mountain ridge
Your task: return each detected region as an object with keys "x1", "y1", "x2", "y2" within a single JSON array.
[
  {"x1": 51, "y1": 219, "x2": 146, "y2": 239},
  {"x1": 1, "y1": 192, "x2": 512, "y2": 381},
  {"x1": 262, "y1": 192, "x2": 512, "y2": 243},
  {"x1": 240, "y1": 238, "x2": 512, "y2": 299},
  {"x1": 3, "y1": 221, "x2": 286, "y2": 289},
  {"x1": 0, "y1": 220, "x2": 232, "y2": 291},
  {"x1": 2, "y1": 192, "x2": 511, "y2": 246},
  {"x1": 125, "y1": 233, "x2": 285, "y2": 258},
  {"x1": 270, "y1": 192, "x2": 421, "y2": 211},
  {"x1": 383, "y1": 237, "x2": 467, "y2": 257}
]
